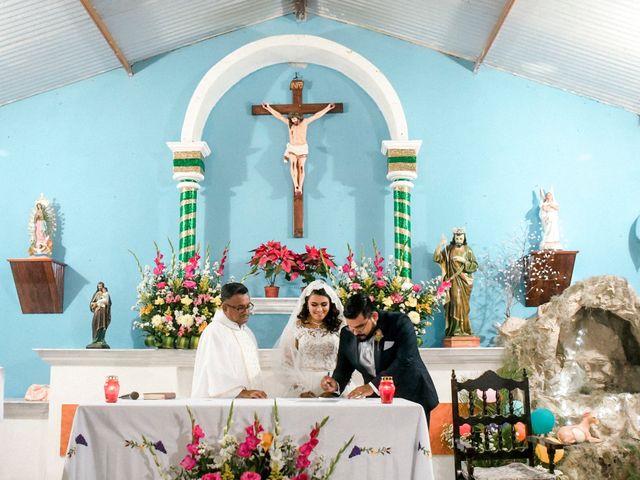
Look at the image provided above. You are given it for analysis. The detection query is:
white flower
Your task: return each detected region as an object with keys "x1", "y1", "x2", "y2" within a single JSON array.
[
  {"x1": 177, "y1": 314, "x2": 194, "y2": 328},
  {"x1": 401, "y1": 281, "x2": 413, "y2": 291},
  {"x1": 408, "y1": 311, "x2": 421, "y2": 325},
  {"x1": 151, "y1": 315, "x2": 164, "y2": 328}
]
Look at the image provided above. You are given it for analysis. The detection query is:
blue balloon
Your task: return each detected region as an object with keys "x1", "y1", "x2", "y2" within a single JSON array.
[{"x1": 531, "y1": 408, "x2": 555, "y2": 435}]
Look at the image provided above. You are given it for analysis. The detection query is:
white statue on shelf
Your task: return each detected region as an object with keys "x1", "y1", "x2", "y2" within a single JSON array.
[
  {"x1": 28, "y1": 193, "x2": 56, "y2": 257},
  {"x1": 538, "y1": 187, "x2": 561, "y2": 250}
]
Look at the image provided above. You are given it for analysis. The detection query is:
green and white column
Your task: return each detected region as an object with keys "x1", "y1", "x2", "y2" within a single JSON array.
[
  {"x1": 167, "y1": 141, "x2": 211, "y2": 263},
  {"x1": 382, "y1": 140, "x2": 422, "y2": 280}
]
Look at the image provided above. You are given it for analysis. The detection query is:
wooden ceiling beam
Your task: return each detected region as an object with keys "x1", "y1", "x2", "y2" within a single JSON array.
[
  {"x1": 474, "y1": 0, "x2": 517, "y2": 74},
  {"x1": 79, "y1": 0, "x2": 133, "y2": 76}
]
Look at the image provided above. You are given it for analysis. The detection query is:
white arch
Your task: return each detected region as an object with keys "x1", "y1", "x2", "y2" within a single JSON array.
[{"x1": 180, "y1": 34, "x2": 409, "y2": 143}]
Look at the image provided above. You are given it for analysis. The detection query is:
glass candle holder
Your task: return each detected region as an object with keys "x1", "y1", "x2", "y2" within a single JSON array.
[
  {"x1": 379, "y1": 376, "x2": 395, "y2": 404},
  {"x1": 104, "y1": 375, "x2": 120, "y2": 403}
]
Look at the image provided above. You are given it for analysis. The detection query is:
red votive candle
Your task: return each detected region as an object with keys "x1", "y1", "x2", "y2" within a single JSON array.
[
  {"x1": 379, "y1": 376, "x2": 395, "y2": 404},
  {"x1": 104, "y1": 375, "x2": 120, "y2": 403}
]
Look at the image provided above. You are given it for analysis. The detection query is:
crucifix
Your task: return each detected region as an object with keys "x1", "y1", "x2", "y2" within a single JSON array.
[{"x1": 252, "y1": 77, "x2": 343, "y2": 237}]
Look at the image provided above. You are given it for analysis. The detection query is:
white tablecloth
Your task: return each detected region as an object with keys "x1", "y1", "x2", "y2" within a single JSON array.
[{"x1": 62, "y1": 398, "x2": 433, "y2": 480}]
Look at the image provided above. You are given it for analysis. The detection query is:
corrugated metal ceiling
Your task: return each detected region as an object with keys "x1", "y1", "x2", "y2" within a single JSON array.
[{"x1": 0, "y1": 0, "x2": 638, "y2": 115}]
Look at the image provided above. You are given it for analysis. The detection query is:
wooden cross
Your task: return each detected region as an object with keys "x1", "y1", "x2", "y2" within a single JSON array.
[{"x1": 252, "y1": 77, "x2": 343, "y2": 237}]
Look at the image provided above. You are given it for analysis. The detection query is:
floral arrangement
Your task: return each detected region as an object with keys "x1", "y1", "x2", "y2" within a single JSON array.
[
  {"x1": 287, "y1": 245, "x2": 336, "y2": 286},
  {"x1": 334, "y1": 244, "x2": 449, "y2": 344},
  {"x1": 247, "y1": 241, "x2": 298, "y2": 286},
  {"x1": 131, "y1": 243, "x2": 228, "y2": 348},
  {"x1": 127, "y1": 402, "x2": 353, "y2": 480}
]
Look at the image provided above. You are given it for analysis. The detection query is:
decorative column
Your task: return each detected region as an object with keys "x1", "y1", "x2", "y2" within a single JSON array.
[
  {"x1": 166, "y1": 141, "x2": 211, "y2": 263},
  {"x1": 382, "y1": 140, "x2": 422, "y2": 280}
]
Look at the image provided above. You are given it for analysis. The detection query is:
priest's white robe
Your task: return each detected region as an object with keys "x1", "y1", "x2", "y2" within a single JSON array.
[{"x1": 191, "y1": 310, "x2": 263, "y2": 398}]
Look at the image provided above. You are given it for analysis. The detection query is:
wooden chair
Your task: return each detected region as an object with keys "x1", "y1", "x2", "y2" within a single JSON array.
[{"x1": 451, "y1": 369, "x2": 564, "y2": 480}]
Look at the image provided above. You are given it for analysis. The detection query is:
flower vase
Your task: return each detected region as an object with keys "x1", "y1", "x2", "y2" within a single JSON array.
[
  {"x1": 176, "y1": 336, "x2": 189, "y2": 349},
  {"x1": 161, "y1": 336, "x2": 175, "y2": 349},
  {"x1": 264, "y1": 285, "x2": 280, "y2": 298},
  {"x1": 144, "y1": 335, "x2": 158, "y2": 348},
  {"x1": 189, "y1": 335, "x2": 200, "y2": 349}
]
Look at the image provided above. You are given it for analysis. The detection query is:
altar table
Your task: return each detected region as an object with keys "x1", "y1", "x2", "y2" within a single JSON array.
[{"x1": 62, "y1": 397, "x2": 433, "y2": 480}]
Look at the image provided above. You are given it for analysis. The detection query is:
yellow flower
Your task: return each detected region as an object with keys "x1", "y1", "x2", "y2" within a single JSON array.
[
  {"x1": 213, "y1": 297, "x2": 222, "y2": 307},
  {"x1": 198, "y1": 322, "x2": 208, "y2": 333},
  {"x1": 382, "y1": 297, "x2": 393, "y2": 307},
  {"x1": 405, "y1": 296, "x2": 418, "y2": 308},
  {"x1": 260, "y1": 431, "x2": 274, "y2": 450},
  {"x1": 154, "y1": 297, "x2": 165, "y2": 305},
  {"x1": 140, "y1": 304, "x2": 154, "y2": 315},
  {"x1": 181, "y1": 297, "x2": 193, "y2": 306}
]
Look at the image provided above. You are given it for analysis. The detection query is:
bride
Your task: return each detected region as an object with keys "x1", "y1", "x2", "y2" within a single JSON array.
[{"x1": 274, "y1": 280, "x2": 344, "y2": 397}]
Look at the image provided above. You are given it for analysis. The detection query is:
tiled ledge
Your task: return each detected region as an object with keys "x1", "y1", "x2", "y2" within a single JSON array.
[{"x1": 4, "y1": 399, "x2": 49, "y2": 420}]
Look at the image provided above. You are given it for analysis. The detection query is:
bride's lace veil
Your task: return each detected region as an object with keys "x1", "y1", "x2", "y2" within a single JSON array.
[{"x1": 272, "y1": 280, "x2": 344, "y2": 396}]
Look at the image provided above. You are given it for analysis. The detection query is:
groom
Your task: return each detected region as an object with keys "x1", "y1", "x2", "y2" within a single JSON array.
[{"x1": 320, "y1": 293, "x2": 439, "y2": 423}]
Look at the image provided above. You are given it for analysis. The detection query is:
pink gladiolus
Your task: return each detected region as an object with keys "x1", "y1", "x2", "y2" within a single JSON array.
[
  {"x1": 156, "y1": 281, "x2": 167, "y2": 289},
  {"x1": 186, "y1": 443, "x2": 199, "y2": 455},
  {"x1": 291, "y1": 474, "x2": 309, "y2": 480},
  {"x1": 437, "y1": 280, "x2": 452, "y2": 296},
  {"x1": 296, "y1": 454, "x2": 311, "y2": 469},
  {"x1": 237, "y1": 442, "x2": 252, "y2": 458},
  {"x1": 179, "y1": 455, "x2": 196, "y2": 470},
  {"x1": 391, "y1": 293, "x2": 404, "y2": 304},
  {"x1": 375, "y1": 279, "x2": 386, "y2": 288},
  {"x1": 183, "y1": 280, "x2": 197, "y2": 289},
  {"x1": 351, "y1": 283, "x2": 362, "y2": 290},
  {"x1": 342, "y1": 264, "x2": 351, "y2": 273},
  {"x1": 201, "y1": 473, "x2": 222, "y2": 480},
  {"x1": 240, "y1": 473, "x2": 261, "y2": 480},
  {"x1": 412, "y1": 284, "x2": 422, "y2": 293},
  {"x1": 193, "y1": 424, "x2": 205, "y2": 440}
]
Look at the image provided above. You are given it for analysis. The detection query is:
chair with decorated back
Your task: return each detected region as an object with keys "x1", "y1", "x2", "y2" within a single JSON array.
[{"x1": 450, "y1": 369, "x2": 563, "y2": 480}]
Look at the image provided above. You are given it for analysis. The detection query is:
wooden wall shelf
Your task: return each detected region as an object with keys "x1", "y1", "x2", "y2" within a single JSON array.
[
  {"x1": 7, "y1": 257, "x2": 66, "y2": 313},
  {"x1": 524, "y1": 250, "x2": 578, "y2": 307}
]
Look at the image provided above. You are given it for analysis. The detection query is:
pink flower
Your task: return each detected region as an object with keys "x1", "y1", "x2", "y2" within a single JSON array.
[
  {"x1": 342, "y1": 264, "x2": 351, "y2": 273},
  {"x1": 237, "y1": 442, "x2": 252, "y2": 458},
  {"x1": 299, "y1": 442, "x2": 314, "y2": 456},
  {"x1": 375, "y1": 279, "x2": 386, "y2": 288},
  {"x1": 412, "y1": 284, "x2": 422, "y2": 293},
  {"x1": 186, "y1": 443, "x2": 199, "y2": 455},
  {"x1": 351, "y1": 283, "x2": 362, "y2": 291},
  {"x1": 240, "y1": 473, "x2": 261, "y2": 480},
  {"x1": 193, "y1": 424, "x2": 205, "y2": 440},
  {"x1": 179, "y1": 455, "x2": 196, "y2": 470},
  {"x1": 437, "y1": 280, "x2": 452, "y2": 296},
  {"x1": 296, "y1": 454, "x2": 311, "y2": 469},
  {"x1": 391, "y1": 293, "x2": 404, "y2": 304},
  {"x1": 183, "y1": 280, "x2": 197, "y2": 289},
  {"x1": 155, "y1": 281, "x2": 167, "y2": 289},
  {"x1": 201, "y1": 473, "x2": 222, "y2": 480},
  {"x1": 291, "y1": 474, "x2": 309, "y2": 480}
]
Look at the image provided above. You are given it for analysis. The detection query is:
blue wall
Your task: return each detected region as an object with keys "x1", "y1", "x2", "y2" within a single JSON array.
[{"x1": 1, "y1": 15, "x2": 638, "y2": 397}]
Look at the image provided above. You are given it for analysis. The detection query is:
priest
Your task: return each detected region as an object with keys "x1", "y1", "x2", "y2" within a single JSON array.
[{"x1": 191, "y1": 282, "x2": 267, "y2": 398}]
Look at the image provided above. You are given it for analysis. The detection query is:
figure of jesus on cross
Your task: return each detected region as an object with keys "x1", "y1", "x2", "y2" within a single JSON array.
[
  {"x1": 261, "y1": 101, "x2": 335, "y2": 195},
  {"x1": 253, "y1": 77, "x2": 343, "y2": 237}
]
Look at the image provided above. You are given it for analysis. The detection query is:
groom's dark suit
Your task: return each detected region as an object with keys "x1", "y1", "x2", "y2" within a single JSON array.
[{"x1": 332, "y1": 310, "x2": 439, "y2": 421}]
